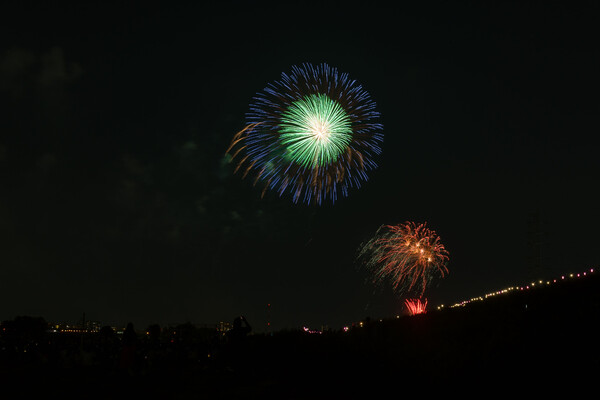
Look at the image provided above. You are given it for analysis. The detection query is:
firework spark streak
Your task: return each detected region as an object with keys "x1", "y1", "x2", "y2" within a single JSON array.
[
  {"x1": 226, "y1": 63, "x2": 383, "y2": 205},
  {"x1": 359, "y1": 222, "x2": 450, "y2": 297},
  {"x1": 405, "y1": 298, "x2": 427, "y2": 315}
]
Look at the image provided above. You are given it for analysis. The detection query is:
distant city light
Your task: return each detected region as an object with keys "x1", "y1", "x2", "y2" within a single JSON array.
[
  {"x1": 447, "y1": 267, "x2": 596, "y2": 309},
  {"x1": 303, "y1": 326, "x2": 322, "y2": 334}
]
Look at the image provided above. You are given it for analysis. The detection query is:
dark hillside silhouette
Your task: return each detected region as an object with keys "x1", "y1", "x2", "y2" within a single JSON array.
[{"x1": 1, "y1": 273, "x2": 598, "y2": 397}]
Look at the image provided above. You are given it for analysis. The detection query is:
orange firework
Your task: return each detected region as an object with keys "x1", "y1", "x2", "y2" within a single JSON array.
[{"x1": 359, "y1": 221, "x2": 449, "y2": 297}]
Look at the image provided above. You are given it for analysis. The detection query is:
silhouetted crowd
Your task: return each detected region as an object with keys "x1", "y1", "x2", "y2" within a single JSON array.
[{"x1": 2, "y1": 274, "x2": 599, "y2": 397}]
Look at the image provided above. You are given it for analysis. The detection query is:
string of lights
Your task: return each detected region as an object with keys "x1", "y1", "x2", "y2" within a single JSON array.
[{"x1": 437, "y1": 267, "x2": 596, "y2": 310}]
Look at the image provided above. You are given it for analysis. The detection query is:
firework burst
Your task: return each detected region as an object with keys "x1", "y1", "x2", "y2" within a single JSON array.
[
  {"x1": 359, "y1": 221, "x2": 449, "y2": 297},
  {"x1": 404, "y1": 299, "x2": 427, "y2": 315},
  {"x1": 226, "y1": 63, "x2": 383, "y2": 205},
  {"x1": 405, "y1": 298, "x2": 428, "y2": 315}
]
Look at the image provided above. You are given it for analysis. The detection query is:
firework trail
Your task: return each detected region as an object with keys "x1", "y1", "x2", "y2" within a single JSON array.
[
  {"x1": 359, "y1": 222, "x2": 449, "y2": 297},
  {"x1": 226, "y1": 63, "x2": 383, "y2": 205},
  {"x1": 405, "y1": 298, "x2": 427, "y2": 315}
]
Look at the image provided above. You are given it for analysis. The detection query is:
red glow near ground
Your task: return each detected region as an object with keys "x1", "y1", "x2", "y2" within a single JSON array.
[{"x1": 405, "y1": 298, "x2": 427, "y2": 315}]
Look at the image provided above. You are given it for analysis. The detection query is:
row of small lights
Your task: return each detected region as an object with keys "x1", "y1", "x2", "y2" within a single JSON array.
[
  {"x1": 302, "y1": 327, "x2": 323, "y2": 334},
  {"x1": 437, "y1": 267, "x2": 596, "y2": 310},
  {"x1": 301, "y1": 267, "x2": 596, "y2": 332}
]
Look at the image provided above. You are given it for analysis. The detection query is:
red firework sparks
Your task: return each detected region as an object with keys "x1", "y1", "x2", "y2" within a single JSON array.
[
  {"x1": 360, "y1": 221, "x2": 449, "y2": 297},
  {"x1": 405, "y1": 298, "x2": 428, "y2": 315}
]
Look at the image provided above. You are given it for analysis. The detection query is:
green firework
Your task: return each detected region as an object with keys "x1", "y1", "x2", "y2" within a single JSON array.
[{"x1": 279, "y1": 93, "x2": 352, "y2": 168}]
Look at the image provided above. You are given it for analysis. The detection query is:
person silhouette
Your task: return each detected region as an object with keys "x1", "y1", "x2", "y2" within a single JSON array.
[
  {"x1": 118, "y1": 322, "x2": 138, "y2": 374},
  {"x1": 223, "y1": 316, "x2": 252, "y2": 372},
  {"x1": 228, "y1": 315, "x2": 251, "y2": 343}
]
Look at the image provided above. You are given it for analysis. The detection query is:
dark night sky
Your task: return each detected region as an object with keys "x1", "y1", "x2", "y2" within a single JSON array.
[{"x1": 1, "y1": 1, "x2": 599, "y2": 331}]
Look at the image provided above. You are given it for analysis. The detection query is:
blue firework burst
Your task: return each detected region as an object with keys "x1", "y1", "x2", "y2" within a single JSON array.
[{"x1": 226, "y1": 63, "x2": 383, "y2": 205}]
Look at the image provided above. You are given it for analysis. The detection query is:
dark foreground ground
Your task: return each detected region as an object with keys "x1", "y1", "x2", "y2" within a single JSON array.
[{"x1": 2, "y1": 273, "x2": 598, "y2": 398}]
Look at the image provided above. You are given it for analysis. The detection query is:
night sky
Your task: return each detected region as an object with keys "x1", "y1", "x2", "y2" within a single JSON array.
[{"x1": 2, "y1": 1, "x2": 599, "y2": 331}]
